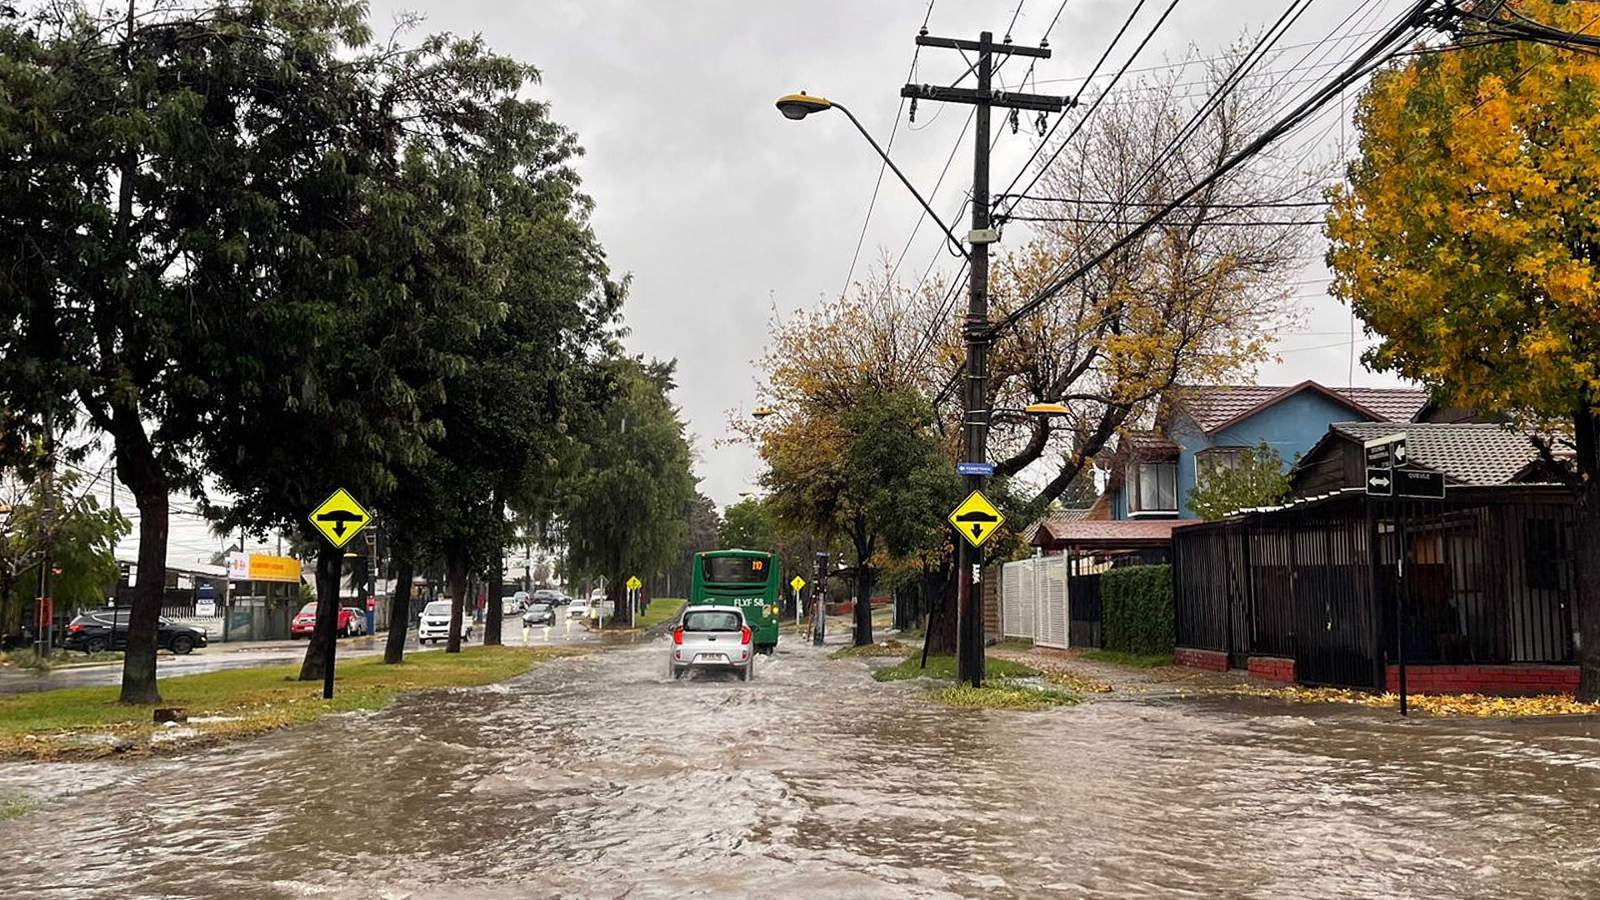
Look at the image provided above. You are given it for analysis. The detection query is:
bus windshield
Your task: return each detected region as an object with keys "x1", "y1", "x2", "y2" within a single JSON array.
[{"x1": 702, "y1": 555, "x2": 769, "y2": 585}]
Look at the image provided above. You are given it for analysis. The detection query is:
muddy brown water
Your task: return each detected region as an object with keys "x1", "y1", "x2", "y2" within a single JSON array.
[{"x1": 2, "y1": 638, "x2": 1599, "y2": 898}]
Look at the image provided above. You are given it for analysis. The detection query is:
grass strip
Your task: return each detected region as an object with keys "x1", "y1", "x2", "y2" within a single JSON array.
[
  {"x1": 830, "y1": 639, "x2": 911, "y2": 659},
  {"x1": 872, "y1": 653, "x2": 1039, "y2": 682},
  {"x1": 0, "y1": 645, "x2": 583, "y2": 761},
  {"x1": 638, "y1": 598, "x2": 687, "y2": 629},
  {"x1": 1078, "y1": 649, "x2": 1173, "y2": 669},
  {"x1": 929, "y1": 682, "x2": 1080, "y2": 710}
]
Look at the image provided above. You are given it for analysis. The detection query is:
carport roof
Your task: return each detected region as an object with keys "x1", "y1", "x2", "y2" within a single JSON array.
[{"x1": 1030, "y1": 518, "x2": 1197, "y2": 551}]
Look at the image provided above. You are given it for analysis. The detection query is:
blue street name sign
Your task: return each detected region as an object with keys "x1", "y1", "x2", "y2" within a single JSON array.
[{"x1": 956, "y1": 462, "x2": 995, "y2": 476}]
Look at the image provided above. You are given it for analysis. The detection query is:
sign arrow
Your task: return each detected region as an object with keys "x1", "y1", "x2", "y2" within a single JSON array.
[{"x1": 1368, "y1": 475, "x2": 1390, "y2": 489}]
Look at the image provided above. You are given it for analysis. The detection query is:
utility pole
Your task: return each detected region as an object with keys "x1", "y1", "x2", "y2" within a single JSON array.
[
  {"x1": 902, "y1": 31, "x2": 1065, "y2": 687},
  {"x1": 812, "y1": 551, "x2": 828, "y2": 646}
]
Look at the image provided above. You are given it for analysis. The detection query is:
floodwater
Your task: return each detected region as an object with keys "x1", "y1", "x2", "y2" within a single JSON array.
[{"x1": 3, "y1": 638, "x2": 1600, "y2": 898}]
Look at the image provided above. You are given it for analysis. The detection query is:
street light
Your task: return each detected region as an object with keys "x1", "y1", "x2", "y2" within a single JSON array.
[
  {"x1": 1024, "y1": 402, "x2": 1071, "y2": 416},
  {"x1": 775, "y1": 92, "x2": 969, "y2": 260},
  {"x1": 751, "y1": 406, "x2": 777, "y2": 419}
]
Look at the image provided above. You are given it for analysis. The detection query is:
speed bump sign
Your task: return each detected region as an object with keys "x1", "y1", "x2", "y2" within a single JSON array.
[
  {"x1": 948, "y1": 490, "x2": 1004, "y2": 548},
  {"x1": 309, "y1": 488, "x2": 371, "y2": 548},
  {"x1": 626, "y1": 575, "x2": 642, "y2": 591},
  {"x1": 790, "y1": 575, "x2": 806, "y2": 592}
]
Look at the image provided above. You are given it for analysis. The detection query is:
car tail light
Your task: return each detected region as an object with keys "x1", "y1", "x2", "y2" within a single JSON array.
[
  {"x1": 673, "y1": 626, "x2": 684, "y2": 645},
  {"x1": 67, "y1": 623, "x2": 83, "y2": 633},
  {"x1": 741, "y1": 626, "x2": 752, "y2": 645}
]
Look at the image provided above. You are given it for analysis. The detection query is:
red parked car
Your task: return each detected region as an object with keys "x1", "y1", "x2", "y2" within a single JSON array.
[{"x1": 290, "y1": 603, "x2": 361, "y2": 638}]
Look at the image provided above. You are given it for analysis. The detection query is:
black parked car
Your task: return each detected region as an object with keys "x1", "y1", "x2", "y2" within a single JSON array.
[
  {"x1": 521, "y1": 602, "x2": 556, "y2": 626},
  {"x1": 61, "y1": 611, "x2": 208, "y2": 655}
]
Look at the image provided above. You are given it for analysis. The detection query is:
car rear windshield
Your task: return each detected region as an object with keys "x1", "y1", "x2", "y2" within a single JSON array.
[
  {"x1": 683, "y1": 610, "x2": 742, "y2": 632},
  {"x1": 299, "y1": 603, "x2": 317, "y2": 615},
  {"x1": 424, "y1": 601, "x2": 451, "y2": 616},
  {"x1": 701, "y1": 555, "x2": 769, "y2": 585}
]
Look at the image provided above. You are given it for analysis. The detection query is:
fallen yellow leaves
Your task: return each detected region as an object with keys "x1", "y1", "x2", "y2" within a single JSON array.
[
  {"x1": 1232, "y1": 683, "x2": 1600, "y2": 718},
  {"x1": 1044, "y1": 671, "x2": 1114, "y2": 694}
]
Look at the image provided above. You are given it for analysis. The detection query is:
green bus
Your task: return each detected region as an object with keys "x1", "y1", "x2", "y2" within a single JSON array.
[{"x1": 690, "y1": 549, "x2": 782, "y2": 653}]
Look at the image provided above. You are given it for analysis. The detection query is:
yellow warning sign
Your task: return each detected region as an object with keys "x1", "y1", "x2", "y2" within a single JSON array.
[
  {"x1": 790, "y1": 575, "x2": 807, "y2": 592},
  {"x1": 308, "y1": 488, "x2": 371, "y2": 548},
  {"x1": 948, "y1": 490, "x2": 1005, "y2": 548},
  {"x1": 626, "y1": 575, "x2": 642, "y2": 591}
]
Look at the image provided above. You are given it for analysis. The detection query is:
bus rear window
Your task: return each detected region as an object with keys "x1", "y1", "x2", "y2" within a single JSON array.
[{"x1": 702, "y1": 556, "x2": 768, "y2": 584}]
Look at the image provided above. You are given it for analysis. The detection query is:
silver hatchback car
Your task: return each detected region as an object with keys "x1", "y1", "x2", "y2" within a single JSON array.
[{"x1": 670, "y1": 606, "x2": 754, "y2": 681}]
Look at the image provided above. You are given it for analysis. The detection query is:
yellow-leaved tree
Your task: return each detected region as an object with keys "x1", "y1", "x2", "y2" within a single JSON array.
[{"x1": 1326, "y1": 1, "x2": 1600, "y2": 698}]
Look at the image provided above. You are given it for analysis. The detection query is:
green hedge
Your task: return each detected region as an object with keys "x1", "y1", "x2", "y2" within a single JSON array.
[{"x1": 1101, "y1": 564, "x2": 1174, "y2": 656}]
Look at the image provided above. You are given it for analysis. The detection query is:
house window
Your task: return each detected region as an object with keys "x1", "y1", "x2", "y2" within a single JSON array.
[
  {"x1": 1129, "y1": 461, "x2": 1177, "y2": 513},
  {"x1": 1195, "y1": 447, "x2": 1246, "y2": 488}
]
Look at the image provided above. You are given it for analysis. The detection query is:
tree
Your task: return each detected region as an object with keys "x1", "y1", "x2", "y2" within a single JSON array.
[
  {"x1": 668, "y1": 492, "x2": 722, "y2": 593},
  {"x1": 0, "y1": 0, "x2": 409, "y2": 702},
  {"x1": 561, "y1": 358, "x2": 697, "y2": 626},
  {"x1": 189, "y1": 16, "x2": 539, "y2": 678},
  {"x1": 1326, "y1": 2, "x2": 1600, "y2": 698},
  {"x1": 762, "y1": 386, "x2": 957, "y2": 646},
  {"x1": 1186, "y1": 442, "x2": 1290, "y2": 521},
  {"x1": 744, "y1": 270, "x2": 965, "y2": 647},
  {"x1": 720, "y1": 497, "x2": 774, "y2": 551},
  {"x1": 923, "y1": 50, "x2": 1312, "y2": 508},
  {"x1": 1, "y1": 470, "x2": 130, "y2": 635}
]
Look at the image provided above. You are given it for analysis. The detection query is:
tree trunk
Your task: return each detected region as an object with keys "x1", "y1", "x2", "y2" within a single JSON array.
[
  {"x1": 115, "y1": 437, "x2": 168, "y2": 705},
  {"x1": 484, "y1": 496, "x2": 505, "y2": 646},
  {"x1": 298, "y1": 544, "x2": 343, "y2": 681},
  {"x1": 446, "y1": 545, "x2": 466, "y2": 654},
  {"x1": 606, "y1": 581, "x2": 627, "y2": 627},
  {"x1": 853, "y1": 563, "x2": 875, "y2": 646},
  {"x1": 384, "y1": 557, "x2": 414, "y2": 665},
  {"x1": 1574, "y1": 406, "x2": 1600, "y2": 702},
  {"x1": 924, "y1": 565, "x2": 958, "y2": 655}
]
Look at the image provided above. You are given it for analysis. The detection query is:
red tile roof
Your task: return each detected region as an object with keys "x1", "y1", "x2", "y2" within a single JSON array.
[
  {"x1": 1031, "y1": 518, "x2": 1197, "y2": 549},
  {"x1": 1170, "y1": 381, "x2": 1429, "y2": 434}
]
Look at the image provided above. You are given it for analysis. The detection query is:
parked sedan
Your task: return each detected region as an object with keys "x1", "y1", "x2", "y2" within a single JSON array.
[
  {"x1": 340, "y1": 607, "x2": 368, "y2": 637},
  {"x1": 290, "y1": 603, "x2": 361, "y2": 638},
  {"x1": 418, "y1": 600, "x2": 474, "y2": 645},
  {"x1": 61, "y1": 611, "x2": 207, "y2": 655},
  {"x1": 521, "y1": 602, "x2": 556, "y2": 627}
]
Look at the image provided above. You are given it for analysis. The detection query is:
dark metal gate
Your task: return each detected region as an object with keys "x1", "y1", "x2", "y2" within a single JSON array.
[{"x1": 1173, "y1": 487, "x2": 1576, "y2": 689}]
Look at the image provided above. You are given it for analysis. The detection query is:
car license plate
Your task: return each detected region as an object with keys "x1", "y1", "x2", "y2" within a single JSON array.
[{"x1": 701, "y1": 653, "x2": 728, "y2": 663}]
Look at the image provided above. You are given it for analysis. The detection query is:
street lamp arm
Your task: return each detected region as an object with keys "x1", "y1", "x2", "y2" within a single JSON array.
[{"x1": 829, "y1": 101, "x2": 970, "y2": 262}]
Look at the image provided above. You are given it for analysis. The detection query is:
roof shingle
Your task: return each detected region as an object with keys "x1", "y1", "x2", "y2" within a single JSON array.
[
  {"x1": 1328, "y1": 422, "x2": 1555, "y2": 486},
  {"x1": 1171, "y1": 382, "x2": 1430, "y2": 433}
]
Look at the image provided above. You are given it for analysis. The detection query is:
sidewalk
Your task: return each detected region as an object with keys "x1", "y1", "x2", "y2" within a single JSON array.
[{"x1": 987, "y1": 645, "x2": 1245, "y2": 698}]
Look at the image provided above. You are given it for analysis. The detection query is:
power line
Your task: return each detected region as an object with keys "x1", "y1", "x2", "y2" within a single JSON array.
[
  {"x1": 993, "y1": 0, "x2": 1172, "y2": 218},
  {"x1": 839, "y1": 0, "x2": 939, "y2": 298},
  {"x1": 945, "y1": 0, "x2": 1441, "y2": 412}
]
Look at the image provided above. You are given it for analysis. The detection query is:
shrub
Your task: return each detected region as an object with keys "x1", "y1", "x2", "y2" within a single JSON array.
[{"x1": 1101, "y1": 564, "x2": 1174, "y2": 656}]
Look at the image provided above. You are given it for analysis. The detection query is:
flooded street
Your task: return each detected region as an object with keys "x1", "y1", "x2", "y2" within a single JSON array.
[{"x1": 3, "y1": 637, "x2": 1600, "y2": 898}]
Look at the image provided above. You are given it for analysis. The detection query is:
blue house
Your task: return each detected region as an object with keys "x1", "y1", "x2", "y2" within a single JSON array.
[{"x1": 1104, "y1": 381, "x2": 1431, "y2": 520}]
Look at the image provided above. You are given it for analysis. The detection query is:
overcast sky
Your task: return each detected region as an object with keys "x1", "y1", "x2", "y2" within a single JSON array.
[{"x1": 105, "y1": 0, "x2": 1423, "y2": 564}]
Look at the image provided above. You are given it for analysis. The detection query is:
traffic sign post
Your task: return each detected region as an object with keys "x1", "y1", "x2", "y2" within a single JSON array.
[
  {"x1": 812, "y1": 552, "x2": 828, "y2": 646},
  {"x1": 790, "y1": 575, "x2": 807, "y2": 627},
  {"x1": 626, "y1": 575, "x2": 642, "y2": 623},
  {"x1": 1361, "y1": 433, "x2": 1442, "y2": 717},
  {"x1": 308, "y1": 487, "x2": 371, "y2": 700}
]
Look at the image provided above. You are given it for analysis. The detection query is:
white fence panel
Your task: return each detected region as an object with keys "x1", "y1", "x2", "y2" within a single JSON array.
[
  {"x1": 1001, "y1": 560, "x2": 1035, "y2": 640},
  {"x1": 1036, "y1": 555, "x2": 1070, "y2": 649}
]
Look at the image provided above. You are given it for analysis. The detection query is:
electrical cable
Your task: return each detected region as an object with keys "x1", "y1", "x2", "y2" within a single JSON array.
[{"x1": 839, "y1": 0, "x2": 939, "y2": 297}]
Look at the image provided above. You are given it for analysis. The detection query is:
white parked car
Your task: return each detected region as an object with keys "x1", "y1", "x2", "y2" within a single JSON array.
[
  {"x1": 567, "y1": 597, "x2": 592, "y2": 619},
  {"x1": 670, "y1": 606, "x2": 754, "y2": 681},
  {"x1": 418, "y1": 600, "x2": 474, "y2": 645},
  {"x1": 501, "y1": 591, "x2": 529, "y2": 614}
]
